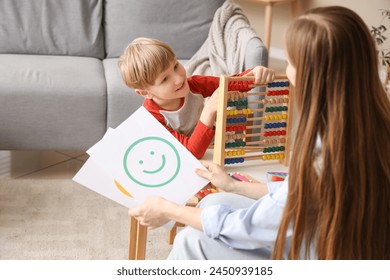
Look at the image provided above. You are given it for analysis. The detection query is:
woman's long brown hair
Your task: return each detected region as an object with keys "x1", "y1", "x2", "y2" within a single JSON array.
[{"x1": 273, "y1": 6, "x2": 390, "y2": 259}]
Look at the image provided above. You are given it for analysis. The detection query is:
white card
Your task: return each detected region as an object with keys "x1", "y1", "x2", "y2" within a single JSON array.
[
  {"x1": 73, "y1": 157, "x2": 138, "y2": 209},
  {"x1": 76, "y1": 106, "x2": 209, "y2": 207}
]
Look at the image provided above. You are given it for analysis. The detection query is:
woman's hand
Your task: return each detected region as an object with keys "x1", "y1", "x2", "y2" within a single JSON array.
[
  {"x1": 195, "y1": 160, "x2": 237, "y2": 192},
  {"x1": 195, "y1": 160, "x2": 269, "y2": 200},
  {"x1": 128, "y1": 196, "x2": 176, "y2": 229},
  {"x1": 129, "y1": 196, "x2": 204, "y2": 231},
  {"x1": 245, "y1": 66, "x2": 275, "y2": 85}
]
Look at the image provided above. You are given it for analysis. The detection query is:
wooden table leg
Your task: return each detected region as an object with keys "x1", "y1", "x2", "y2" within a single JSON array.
[
  {"x1": 262, "y1": 0, "x2": 300, "y2": 57},
  {"x1": 264, "y1": 2, "x2": 274, "y2": 52},
  {"x1": 128, "y1": 216, "x2": 148, "y2": 260},
  {"x1": 291, "y1": 0, "x2": 299, "y2": 18}
]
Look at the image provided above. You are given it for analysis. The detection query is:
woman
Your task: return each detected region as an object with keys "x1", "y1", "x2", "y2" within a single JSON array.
[{"x1": 129, "y1": 6, "x2": 390, "y2": 259}]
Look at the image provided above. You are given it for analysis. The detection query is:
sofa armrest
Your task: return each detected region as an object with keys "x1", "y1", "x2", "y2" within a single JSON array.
[{"x1": 244, "y1": 37, "x2": 268, "y2": 70}]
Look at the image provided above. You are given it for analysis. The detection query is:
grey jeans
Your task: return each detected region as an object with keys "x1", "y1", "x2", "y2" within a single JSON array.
[{"x1": 167, "y1": 192, "x2": 272, "y2": 260}]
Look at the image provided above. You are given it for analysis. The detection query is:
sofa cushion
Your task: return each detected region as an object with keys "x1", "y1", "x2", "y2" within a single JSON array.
[
  {"x1": 103, "y1": 58, "x2": 144, "y2": 129},
  {"x1": 104, "y1": 0, "x2": 226, "y2": 59},
  {"x1": 244, "y1": 37, "x2": 268, "y2": 69},
  {"x1": 0, "y1": 0, "x2": 104, "y2": 59},
  {"x1": 0, "y1": 54, "x2": 107, "y2": 150}
]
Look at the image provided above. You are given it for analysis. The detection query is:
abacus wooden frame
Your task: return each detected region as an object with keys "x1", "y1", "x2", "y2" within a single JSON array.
[{"x1": 212, "y1": 75, "x2": 293, "y2": 167}]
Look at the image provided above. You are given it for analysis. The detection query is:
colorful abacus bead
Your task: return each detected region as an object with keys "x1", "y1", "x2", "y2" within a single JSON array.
[
  {"x1": 264, "y1": 122, "x2": 287, "y2": 129},
  {"x1": 225, "y1": 141, "x2": 246, "y2": 148},
  {"x1": 261, "y1": 153, "x2": 285, "y2": 161},
  {"x1": 268, "y1": 81, "x2": 289, "y2": 87},
  {"x1": 263, "y1": 146, "x2": 285, "y2": 153},
  {"x1": 224, "y1": 157, "x2": 245, "y2": 164}
]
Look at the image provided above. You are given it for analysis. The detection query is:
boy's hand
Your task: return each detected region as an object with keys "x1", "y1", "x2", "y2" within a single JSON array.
[
  {"x1": 245, "y1": 66, "x2": 275, "y2": 85},
  {"x1": 205, "y1": 88, "x2": 219, "y2": 113},
  {"x1": 200, "y1": 88, "x2": 219, "y2": 129}
]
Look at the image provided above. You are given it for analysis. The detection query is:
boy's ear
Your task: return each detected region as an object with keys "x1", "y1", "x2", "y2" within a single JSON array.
[{"x1": 135, "y1": 89, "x2": 153, "y2": 99}]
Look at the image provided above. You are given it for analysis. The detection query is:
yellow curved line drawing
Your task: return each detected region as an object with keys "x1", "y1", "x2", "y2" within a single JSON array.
[{"x1": 114, "y1": 180, "x2": 133, "y2": 198}]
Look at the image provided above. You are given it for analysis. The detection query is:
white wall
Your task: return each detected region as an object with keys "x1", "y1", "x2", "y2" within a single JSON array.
[{"x1": 235, "y1": 0, "x2": 390, "y2": 60}]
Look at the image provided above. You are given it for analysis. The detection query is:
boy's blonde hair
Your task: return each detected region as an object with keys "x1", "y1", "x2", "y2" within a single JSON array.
[{"x1": 118, "y1": 37, "x2": 176, "y2": 89}]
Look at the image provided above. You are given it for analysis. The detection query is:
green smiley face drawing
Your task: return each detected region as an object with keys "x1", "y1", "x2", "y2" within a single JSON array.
[{"x1": 123, "y1": 137, "x2": 181, "y2": 188}]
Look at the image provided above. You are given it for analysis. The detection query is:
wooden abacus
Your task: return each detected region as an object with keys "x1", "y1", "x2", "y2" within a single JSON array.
[{"x1": 213, "y1": 75, "x2": 293, "y2": 167}]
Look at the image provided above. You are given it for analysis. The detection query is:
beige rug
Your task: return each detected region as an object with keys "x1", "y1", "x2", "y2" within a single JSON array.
[{"x1": 0, "y1": 179, "x2": 172, "y2": 260}]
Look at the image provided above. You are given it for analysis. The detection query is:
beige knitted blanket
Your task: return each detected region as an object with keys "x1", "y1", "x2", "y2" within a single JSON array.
[{"x1": 185, "y1": 0, "x2": 258, "y2": 76}]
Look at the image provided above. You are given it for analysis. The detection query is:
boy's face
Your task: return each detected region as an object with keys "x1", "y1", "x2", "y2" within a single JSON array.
[{"x1": 141, "y1": 60, "x2": 190, "y2": 105}]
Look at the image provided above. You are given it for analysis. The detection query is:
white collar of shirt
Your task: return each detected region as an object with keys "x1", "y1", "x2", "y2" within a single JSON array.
[{"x1": 160, "y1": 93, "x2": 204, "y2": 136}]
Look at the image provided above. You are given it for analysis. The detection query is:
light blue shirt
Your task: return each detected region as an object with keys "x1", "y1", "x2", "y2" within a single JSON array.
[{"x1": 201, "y1": 178, "x2": 293, "y2": 257}]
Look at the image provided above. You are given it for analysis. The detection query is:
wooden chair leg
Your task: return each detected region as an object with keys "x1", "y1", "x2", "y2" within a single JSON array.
[
  {"x1": 128, "y1": 217, "x2": 137, "y2": 259},
  {"x1": 128, "y1": 216, "x2": 148, "y2": 260},
  {"x1": 167, "y1": 197, "x2": 199, "y2": 244},
  {"x1": 167, "y1": 225, "x2": 177, "y2": 245},
  {"x1": 167, "y1": 222, "x2": 186, "y2": 245}
]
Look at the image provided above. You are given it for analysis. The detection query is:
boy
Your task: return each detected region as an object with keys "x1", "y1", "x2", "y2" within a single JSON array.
[{"x1": 119, "y1": 37, "x2": 274, "y2": 159}]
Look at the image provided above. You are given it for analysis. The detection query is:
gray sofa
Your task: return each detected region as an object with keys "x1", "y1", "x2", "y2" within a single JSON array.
[{"x1": 0, "y1": 0, "x2": 267, "y2": 150}]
